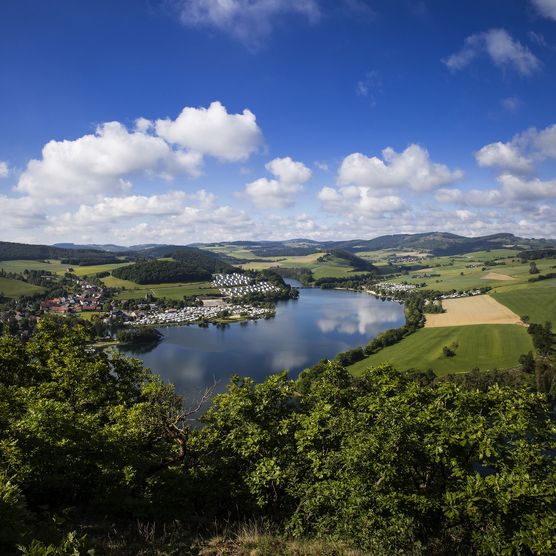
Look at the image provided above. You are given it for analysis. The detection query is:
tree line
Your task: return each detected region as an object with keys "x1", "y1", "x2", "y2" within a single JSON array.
[{"x1": 0, "y1": 317, "x2": 554, "y2": 553}]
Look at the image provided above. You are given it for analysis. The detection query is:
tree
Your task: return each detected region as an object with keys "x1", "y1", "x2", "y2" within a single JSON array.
[
  {"x1": 196, "y1": 363, "x2": 556, "y2": 554},
  {"x1": 529, "y1": 261, "x2": 539, "y2": 274}
]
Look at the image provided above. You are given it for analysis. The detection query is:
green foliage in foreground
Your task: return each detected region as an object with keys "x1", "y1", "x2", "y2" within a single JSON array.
[
  {"x1": 0, "y1": 319, "x2": 555, "y2": 554},
  {"x1": 349, "y1": 324, "x2": 534, "y2": 375}
]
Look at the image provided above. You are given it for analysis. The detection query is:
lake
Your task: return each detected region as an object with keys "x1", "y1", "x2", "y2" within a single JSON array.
[{"x1": 120, "y1": 284, "x2": 405, "y2": 400}]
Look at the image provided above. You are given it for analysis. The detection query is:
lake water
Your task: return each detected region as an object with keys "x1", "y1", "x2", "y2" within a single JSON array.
[{"x1": 120, "y1": 284, "x2": 405, "y2": 400}]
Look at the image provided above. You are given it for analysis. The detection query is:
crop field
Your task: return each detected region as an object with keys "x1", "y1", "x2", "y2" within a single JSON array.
[
  {"x1": 0, "y1": 277, "x2": 45, "y2": 298},
  {"x1": 425, "y1": 295, "x2": 522, "y2": 327},
  {"x1": 386, "y1": 255, "x2": 556, "y2": 293},
  {"x1": 0, "y1": 259, "x2": 130, "y2": 277},
  {"x1": 349, "y1": 324, "x2": 533, "y2": 376},
  {"x1": 114, "y1": 281, "x2": 218, "y2": 301},
  {"x1": 491, "y1": 281, "x2": 556, "y2": 324},
  {"x1": 241, "y1": 253, "x2": 368, "y2": 279},
  {"x1": 72, "y1": 262, "x2": 130, "y2": 276},
  {"x1": 202, "y1": 246, "x2": 262, "y2": 260},
  {"x1": 0, "y1": 259, "x2": 69, "y2": 274}
]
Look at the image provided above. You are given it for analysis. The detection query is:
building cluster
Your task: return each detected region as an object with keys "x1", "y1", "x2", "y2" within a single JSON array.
[
  {"x1": 219, "y1": 282, "x2": 279, "y2": 298},
  {"x1": 368, "y1": 282, "x2": 418, "y2": 297},
  {"x1": 212, "y1": 273, "x2": 252, "y2": 287},
  {"x1": 131, "y1": 303, "x2": 272, "y2": 326},
  {"x1": 212, "y1": 273, "x2": 279, "y2": 298},
  {"x1": 40, "y1": 279, "x2": 104, "y2": 314},
  {"x1": 438, "y1": 289, "x2": 483, "y2": 299}
]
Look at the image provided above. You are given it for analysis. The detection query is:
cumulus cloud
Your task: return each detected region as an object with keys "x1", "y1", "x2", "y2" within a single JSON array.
[
  {"x1": 0, "y1": 195, "x2": 46, "y2": 231},
  {"x1": 531, "y1": 0, "x2": 556, "y2": 20},
  {"x1": 337, "y1": 144, "x2": 463, "y2": 192},
  {"x1": 0, "y1": 161, "x2": 9, "y2": 178},
  {"x1": 475, "y1": 141, "x2": 533, "y2": 173},
  {"x1": 318, "y1": 185, "x2": 406, "y2": 213},
  {"x1": 56, "y1": 192, "x2": 189, "y2": 226},
  {"x1": 15, "y1": 102, "x2": 262, "y2": 200},
  {"x1": 435, "y1": 187, "x2": 503, "y2": 206},
  {"x1": 174, "y1": 0, "x2": 320, "y2": 46},
  {"x1": 155, "y1": 101, "x2": 263, "y2": 161},
  {"x1": 498, "y1": 173, "x2": 556, "y2": 200},
  {"x1": 442, "y1": 29, "x2": 541, "y2": 75},
  {"x1": 45, "y1": 189, "x2": 253, "y2": 244},
  {"x1": 475, "y1": 123, "x2": 556, "y2": 176},
  {"x1": 16, "y1": 122, "x2": 175, "y2": 199},
  {"x1": 242, "y1": 156, "x2": 311, "y2": 208}
]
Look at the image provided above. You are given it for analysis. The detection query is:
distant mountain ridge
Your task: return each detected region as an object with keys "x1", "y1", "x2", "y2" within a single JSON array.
[{"x1": 2, "y1": 232, "x2": 555, "y2": 263}]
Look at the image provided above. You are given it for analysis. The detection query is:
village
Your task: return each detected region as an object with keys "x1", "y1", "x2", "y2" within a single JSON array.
[
  {"x1": 212, "y1": 273, "x2": 280, "y2": 298},
  {"x1": 130, "y1": 302, "x2": 273, "y2": 326}
]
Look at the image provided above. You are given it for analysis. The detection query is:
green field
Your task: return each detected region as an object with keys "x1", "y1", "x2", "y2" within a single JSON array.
[
  {"x1": 348, "y1": 324, "x2": 533, "y2": 376},
  {"x1": 112, "y1": 280, "x2": 218, "y2": 301},
  {"x1": 241, "y1": 252, "x2": 368, "y2": 279},
  {"x1": 491, "y1": 282, "x2": 556, "y2": 324},
  {"x1": 0, "y1": 259, "x2": 129, "y2": 277},
  {"x1": 0, "y1": 277, "x2": 45, "y2": 298},
  {"x1": 0, "y1": 259, "x2": 69, "y2": 274}
]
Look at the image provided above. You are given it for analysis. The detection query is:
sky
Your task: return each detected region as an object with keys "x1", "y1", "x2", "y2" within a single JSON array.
[{"x1": 1, "y1": 0, "x2": 556, "y2": 245}]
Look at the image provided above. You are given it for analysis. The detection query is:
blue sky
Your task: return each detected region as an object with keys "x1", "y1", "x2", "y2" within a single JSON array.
[{"x1": 1, "y1": 0, "x2": 556, "y2": 244}]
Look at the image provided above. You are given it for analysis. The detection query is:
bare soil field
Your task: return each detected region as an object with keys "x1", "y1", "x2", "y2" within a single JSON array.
[
  {"x1": 425, "y1": 295, "x2": 522, "y2": 327},
  {"x1": 482, "y1": 272, "x2": 515, "y2": 281}
]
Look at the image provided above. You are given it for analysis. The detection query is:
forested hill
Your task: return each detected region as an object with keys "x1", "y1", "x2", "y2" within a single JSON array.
[
  {"x1": 0, "y1": 241, "x2": 122, "y2": 264},
  {"x1": 112, "y1": 248, "x2": 235, "y2": 284},
  {"x1": 327, "y1": 249, "x2": 377, "y2": 272},
  {"x1": 324, "y1": 232, "x2": 556, "y2": 255}
]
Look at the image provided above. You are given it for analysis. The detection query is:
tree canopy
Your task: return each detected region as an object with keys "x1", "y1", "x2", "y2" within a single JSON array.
[{"x1": 0, "y1": 319, "x2": 554, "y2": 554}]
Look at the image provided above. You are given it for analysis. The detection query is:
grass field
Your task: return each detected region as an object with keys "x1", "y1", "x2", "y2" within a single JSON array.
[
  {"x1": 349, "y1": 324, "x2": 533, "y2": 376},
  {"x1": 0, "y1": 259, "x2": 69, "y2": 274},
  {"x1": 0, "y1": 259, "x2": 129, "y2": 277},
  {"x1": 491, "y1": 282, "x2": 556, "y2": 324},
  {"x1": 0, "y1": 277, "x2": 45, "y2": 298},
  {"x1": 241, "y1": 253, "x2": 368, "y2": 279},
  {"x1": 112, "y1": 281, "x2": 219, "y2": 301}
]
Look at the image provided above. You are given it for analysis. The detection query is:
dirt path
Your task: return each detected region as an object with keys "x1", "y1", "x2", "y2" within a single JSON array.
[{"x1": 425, "y1": 295, "x2": 522, "y2": 327}]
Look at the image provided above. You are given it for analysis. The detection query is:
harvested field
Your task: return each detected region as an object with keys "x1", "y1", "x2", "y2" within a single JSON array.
[
  {"x1": 425, "y1": 295, "x2": 522, "y2": 327},
  {"x1": 482, "y1": 272, "x2": 515, "y2": 281}
]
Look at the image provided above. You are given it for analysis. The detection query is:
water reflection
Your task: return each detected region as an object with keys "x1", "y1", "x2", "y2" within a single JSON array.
[
  {"x1": 120, "y1": 287, "x2": 405, "y2": 398},
  {"x1": 316, "y1": 299, "x2": 403, "y2": 336}
]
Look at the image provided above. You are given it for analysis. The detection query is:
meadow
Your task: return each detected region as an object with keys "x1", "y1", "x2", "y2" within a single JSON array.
[
  {"x1": 491, "y1": 282, "x2": 556, "y2": 324},
  {"x1": 0, "y1": 276, "x2": 45, "y2": 298},
  {"x1": 349, "y1": 324, "x2": 533, "y2": 376}
]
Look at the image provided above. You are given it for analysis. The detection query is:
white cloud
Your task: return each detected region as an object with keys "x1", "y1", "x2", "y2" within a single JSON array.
[
  {"x1": 0, "y1": 161, "x2": 9, "y2": 178},
  {"x1": 175, "y1": 0, "x2": 320, "y2": 46},
  {"x1": 242, "y1": 156, "x2": 311, "y2": 208},
  {"x1": 531, "y1": 124, "x2": 556, "y2": 158},
  {"x1": 531, "y1": 0, "x2": 556, "y2": 20},
  {"x1": 337, "y1": 144, "x2": 463, "y2": 192},
  {"x1": 318, "y1": 185, "x2": 406, "y2": 214},
  {"x1": 435, "y1": 187, "x2": 503, "y2": 206},
  {"x1": 498, "y1": 173, "x2": 556, "y2": 200},
  {"x1": 0, "y1": 195, "x2": 46, "y2": 231},
  {"x1": 155, "y1": 101, "x2": 263, "y2": 162},
  {"x1": 15, "y1": 102, "x2": 262, "y2": 201},
  {"x1": 15, "y1": 121, "x2": 194, "y2": 199},
  {"x1": 475, "y1": 141, "x2": 533, "y2": 173},
  {"x1": 56, "y1": 192, "x2": 188, "y2": 226},
  {"x1": 475, "y1": 123, "x2": 556, "y2": 178},
  {"x1": 442, "y1": 29, "x2": 541, "y2": 75}
]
